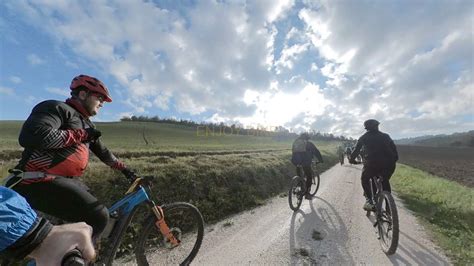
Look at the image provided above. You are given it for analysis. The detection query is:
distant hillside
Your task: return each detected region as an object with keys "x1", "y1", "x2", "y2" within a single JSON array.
[{"x1": 395, "y1": 130, "x2": 474, "y2": 148}]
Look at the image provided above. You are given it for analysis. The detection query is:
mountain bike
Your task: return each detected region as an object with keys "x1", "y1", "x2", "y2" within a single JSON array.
[
  {"x1": 366, "y1": 173, "x2": 399, "y2": 255},
  {"x1": 98, "y1": 175, "x2": 204, "y2": 265},
  {"x1": 288, "y1": 161, "x2": 321, "y2": 211}
]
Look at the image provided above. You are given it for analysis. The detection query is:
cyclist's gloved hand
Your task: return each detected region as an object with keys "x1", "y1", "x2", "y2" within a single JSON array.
[
  {"x1": 84, "y1": 128, "x2": 102, "y2": 142},
  {"x1": 122, "y1": 168, "x2": 138, "y2": 182}
]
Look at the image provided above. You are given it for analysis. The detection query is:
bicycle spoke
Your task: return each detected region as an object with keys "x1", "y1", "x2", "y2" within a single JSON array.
[{"x1": 376, "y1": 191, "x2": 399, "y2": 255}]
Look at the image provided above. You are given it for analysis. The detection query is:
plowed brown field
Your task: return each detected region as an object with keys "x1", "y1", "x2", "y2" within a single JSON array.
[{"x1": 397, "y1": 145, "x2": 474, "y2": 187}]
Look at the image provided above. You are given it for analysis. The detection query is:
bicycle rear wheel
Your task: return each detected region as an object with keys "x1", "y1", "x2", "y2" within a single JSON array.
[
  {"x1": 376, "y1": 191, "x2": 399, "y2": 255},
  {"x1": 135, "y1": 202, "x2": 204, "y2": 266},
  {"x1": 288, "y1": 176, "x2": 304, "y2": 211},
  {"x1": 308, "y1": 173, "x2": 320, "y2": 197}
]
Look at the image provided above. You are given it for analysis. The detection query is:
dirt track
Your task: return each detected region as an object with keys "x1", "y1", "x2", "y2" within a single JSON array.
[{"x1": 193, "y1": 164, "x2": 450, "y2": 265}]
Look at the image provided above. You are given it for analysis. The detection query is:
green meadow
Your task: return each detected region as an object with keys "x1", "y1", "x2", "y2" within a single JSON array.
[
  {"x1": 0, "y1": 121, "x2": 339, "y2": 221},
  {"x1": 0, "y1": 120, "x2": 339, "y2": 257},
  {"x1": 392, "y1": 164, "x2": 474, "y2": 265}
]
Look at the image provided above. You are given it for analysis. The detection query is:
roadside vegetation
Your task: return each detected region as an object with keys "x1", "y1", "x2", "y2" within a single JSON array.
[
  {"x1": 0, "y1": 120, "x2": 339, "y2": 257},
  {"x1": 392, "y1": 164, "x2": 474, "y2": 265}
]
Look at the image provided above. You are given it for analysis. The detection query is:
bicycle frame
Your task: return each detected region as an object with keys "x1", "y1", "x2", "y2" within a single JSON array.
[
  {"x1": 296, "y1": 161, "x2": 319, "y2": 179},
  {"x1": 369, "y1": 175, "x2": 384, "y2": 206},
  {"x1": 100, "y1": 177, "x2": 179, "y2": 264},
  {"x1": 109, "y1": 186, "x2": 150, "y2": 215}
]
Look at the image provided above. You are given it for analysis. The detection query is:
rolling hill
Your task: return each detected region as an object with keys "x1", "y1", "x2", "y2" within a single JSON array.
[{"x1": 395, "y1": 130, "x2": 474, "y2": 148}]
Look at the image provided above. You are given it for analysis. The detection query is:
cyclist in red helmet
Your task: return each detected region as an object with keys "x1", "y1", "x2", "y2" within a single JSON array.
[{"x1": 7, "y1": 74, "x2": 137, "y2": 239}]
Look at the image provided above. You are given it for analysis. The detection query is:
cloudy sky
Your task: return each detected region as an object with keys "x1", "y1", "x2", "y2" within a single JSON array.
[{"x1": 0, "y1": 0, "x2": 472, "y2": 139}]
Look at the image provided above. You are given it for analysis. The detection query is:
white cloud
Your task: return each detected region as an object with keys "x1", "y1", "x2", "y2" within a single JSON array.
[
  {"x1": 0, "y1": 86, "x2": 14, "y2": 95},
  {"x1": 10, "y1": 76, "x2": 22, "y2": 84},
  {"x1": 45, "y1": 87, "x2": 70, "y2": 97},
  {"x1": 275, "y1": 43, "x2": 310, "y2": 73},
  {"x1": 27, "y1": 54, "x2": 45, "y2": 65},
  {"x1": 295, "y1": 0, "x2": 473, "y2": 138},
  {"x1": 5, "y1": 0, "x2": 473, "y2": 138}
]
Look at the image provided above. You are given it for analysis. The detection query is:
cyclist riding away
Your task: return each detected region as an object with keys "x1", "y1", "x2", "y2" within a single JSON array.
[
  {"x1": 291, "y1": 132, "x2": 324, "y2": 199},
  {"x1": 5, "y1": 74, "x2": 137, "y2": 239},
  {"x1": 337, "y1": 145, "x2": 344, "y2": 164},
  {"x1": 349, "y1": 119, "x2": 398, "y2": 211},
  {"x1": 345, "y1": 146, "x2": 352, "y2": 160},
  {"x1": 0, "y1": 186, "x2": 96, "y2": 265}
]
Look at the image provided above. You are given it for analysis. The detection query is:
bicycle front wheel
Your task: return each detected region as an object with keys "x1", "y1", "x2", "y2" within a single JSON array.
[
  {"x1": 288, "y1": 176, "x2": 304, "y2": 211},
  {"x1": 308, "y1": 173, "x2": 320, "y2": 197},
  {"x1": 135, "y1": 202, "x2": 204, "y2": 266},
  {"x1": 376, "y1": 191, "x2": 399, "y2": 255}
]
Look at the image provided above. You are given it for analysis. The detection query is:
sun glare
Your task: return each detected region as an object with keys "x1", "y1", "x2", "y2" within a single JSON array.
[{"x1": 241, "y1": 84, "x2": 330, "y2": 129}]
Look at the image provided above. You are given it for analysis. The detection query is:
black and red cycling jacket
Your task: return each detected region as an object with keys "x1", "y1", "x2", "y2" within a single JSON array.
[{"x1": 15, "y1": 99, "x2": 125, "y2": 178}]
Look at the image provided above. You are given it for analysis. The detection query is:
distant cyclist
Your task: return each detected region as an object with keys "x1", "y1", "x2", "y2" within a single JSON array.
[
  {"x1": 345, "y1": 146, "x2": 352, "y2": 160},
  {"x1": 337, "y1": 145, "x2": 345, "y2": 164},
  {"x1": 6, "y1": 74, "x2": 137, "y2": 239},
  {"x1": 349, "y1": 119, "x2": 398, "y2": 211},
  {"x1": 0, "y1": 186, "x2": 95, "y2": 265},
  {"x1": 291, "y1": 133, "x2": 324, "y2": 199}
]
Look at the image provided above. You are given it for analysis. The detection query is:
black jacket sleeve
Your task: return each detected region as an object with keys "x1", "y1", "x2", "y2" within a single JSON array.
[
  {"x1": 350, "y1": 136, "x2": 364, "y2": 161},
  {"x1": 308, "y1": 142, "x2": 323, "y2": 162},
  {"x1": 89, "y1": 138, "x2": 120, "y2": 167},
  {"x1": 388, "y1": 135, "x2": 399, "y2": 162},
  {"x1": 18, "y1": 101, "x2": 86, "y2": 149}
]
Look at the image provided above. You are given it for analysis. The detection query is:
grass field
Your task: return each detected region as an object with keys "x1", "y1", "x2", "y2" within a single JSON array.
[
  {"x1": 0, "y1": 120, "x2": 296, "y2": 151},
  {"x1": 0, "y1": 120, "x2": 340, "y2": 257},
  {"x1": 3, "y1": 121, "x2": 472, "y2": 263},
  {"x1": 392, "y1": 164, "x2": 474, "y2": 265}
]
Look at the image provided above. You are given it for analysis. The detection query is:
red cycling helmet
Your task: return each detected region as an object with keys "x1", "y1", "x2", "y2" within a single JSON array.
[{"x1": 70, "y1": 74, "x2": 112, "y2": 102}]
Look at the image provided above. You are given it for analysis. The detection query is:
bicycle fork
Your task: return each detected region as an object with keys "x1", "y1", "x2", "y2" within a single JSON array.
[{"x1": 149, "y1": 201, "x2": 180, "y2": 248}]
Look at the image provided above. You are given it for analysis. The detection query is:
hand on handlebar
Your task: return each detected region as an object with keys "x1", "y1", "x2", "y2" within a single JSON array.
[
  {"x1": 122, "y1": 168, "x2": 138, "y2": 182},
  {"x1": 28, "y1": 222, "x2": 95, "y2": 266},
  {"x1": 62, "y1": 249, "x2": 85, "y2": 266}
]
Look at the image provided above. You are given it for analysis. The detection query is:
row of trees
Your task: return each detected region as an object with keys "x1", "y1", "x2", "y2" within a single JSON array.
[{"x1": 120, "y1": 115, "x2": 352, "y2": 141}]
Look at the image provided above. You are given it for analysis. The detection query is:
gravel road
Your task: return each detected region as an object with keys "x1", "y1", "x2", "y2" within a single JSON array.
[{"x1": 193, "y1": 164, "x2": 451, "y2": 265}]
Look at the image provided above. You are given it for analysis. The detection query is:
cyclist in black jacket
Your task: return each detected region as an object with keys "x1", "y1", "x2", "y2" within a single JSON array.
[
  {"x1": 349, "y1": 119, "x2": 398, "y2": 211},
  {"x1": 291, "y1": 133, "x2": 324, "y2": 199},
  {"x1": 7, "y1": 75, "x2": 137, "y2": 239}
]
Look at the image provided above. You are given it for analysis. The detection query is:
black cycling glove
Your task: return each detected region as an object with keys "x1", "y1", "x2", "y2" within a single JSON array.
[{"x1": 122, "y1": 168, "x2": 138, "y2": 182}]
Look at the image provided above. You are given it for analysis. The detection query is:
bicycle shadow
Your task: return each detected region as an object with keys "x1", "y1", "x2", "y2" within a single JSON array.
[
  {"x1": 387, "y1": 230, "x2": 450, "y2": 265},
  {"x1": 289, "y1": 196, "x2": 355, "y2": 265}
]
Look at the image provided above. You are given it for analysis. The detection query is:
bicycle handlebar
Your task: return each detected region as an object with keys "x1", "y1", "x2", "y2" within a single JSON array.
[{"x1": 61, "y1": 249, "x2": 85, "y2": 266}]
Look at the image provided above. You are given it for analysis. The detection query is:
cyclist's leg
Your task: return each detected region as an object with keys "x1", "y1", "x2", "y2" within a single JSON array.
[
  {"x1": 13, "y1": 177, "x2": 109, "y2": 238},
  {"x1": 296, "y1": 166, "x2": 303, "y2": 177},
  {"x1": 302, "y1": 165, "x2": 313, "y2": 193},
  {"x1": 361, "y1": 165, "x2": 377, "y2": 201},
  {"x1": 381, "y1": 163, "x2": 396, "y2": 193}
]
